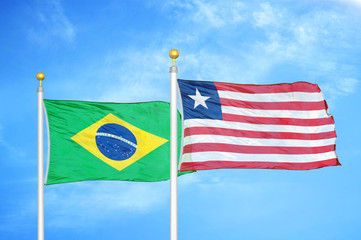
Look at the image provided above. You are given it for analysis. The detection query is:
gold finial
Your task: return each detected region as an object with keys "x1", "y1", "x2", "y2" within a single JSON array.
[
  {"x1": 36, "y1": 72, "x2": 45, "y2": 87},
  {"x1": 169, "y1": 49, "x2": 179, "y2": 66}
]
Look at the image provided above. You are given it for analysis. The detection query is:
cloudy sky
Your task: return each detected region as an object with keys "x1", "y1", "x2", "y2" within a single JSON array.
[{"x1": 1, "y1": 0, "x2": 361, "y2": 239}]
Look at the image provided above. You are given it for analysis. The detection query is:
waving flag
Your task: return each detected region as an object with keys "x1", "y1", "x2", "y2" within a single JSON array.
[
  {"x1": 177, "y1": 79, "x2": 340, "y2": 172},
  {"x1": 44, "y1": 99, "x2": 188, "y2": 185}
]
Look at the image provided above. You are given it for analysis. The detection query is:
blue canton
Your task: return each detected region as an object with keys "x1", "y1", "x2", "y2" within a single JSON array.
[{"x1": 178, "y1": 79, "x2": 223, "y2": 120}]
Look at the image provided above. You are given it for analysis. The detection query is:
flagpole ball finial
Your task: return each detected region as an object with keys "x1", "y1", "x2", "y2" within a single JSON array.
[
  {"x1": 36, "y1": 72, "x2": 45, "y2": 86},
  {"x1": 169, "y1": 49, "x2": 179, "y2": 66}
]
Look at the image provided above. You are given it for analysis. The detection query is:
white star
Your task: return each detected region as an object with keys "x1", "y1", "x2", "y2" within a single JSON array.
[{"x1": 188, "y1": 88, "x2": 210, "y2": 109}]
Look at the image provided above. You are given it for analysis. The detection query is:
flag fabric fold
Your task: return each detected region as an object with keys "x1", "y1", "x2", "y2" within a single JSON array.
[
  {"x1": 177, "y1": 79, "x2": 340, "y2": 172},
  {"x1": 44, "y1": 99, "x2": 186, "y2": 185}
]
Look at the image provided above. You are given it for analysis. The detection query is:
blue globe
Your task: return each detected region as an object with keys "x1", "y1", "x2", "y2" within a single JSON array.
[{"x1": 95, "y1": 123, "x2": 137, "y2": 161}]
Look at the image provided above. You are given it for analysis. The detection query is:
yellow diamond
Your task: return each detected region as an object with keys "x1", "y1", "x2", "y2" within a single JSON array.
[{"x1": 71, "y1": 113, "x2": 168, "y2": 171}]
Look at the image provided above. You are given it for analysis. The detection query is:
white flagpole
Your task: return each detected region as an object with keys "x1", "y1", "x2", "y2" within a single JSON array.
[
  {"x1": 37, "y1": 72, "x2": 45, "y2": 240},
  {"x1": 169, "y1": 49, "x2": 179, "y2": 240}
]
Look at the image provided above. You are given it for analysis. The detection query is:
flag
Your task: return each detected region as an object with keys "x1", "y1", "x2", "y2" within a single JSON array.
[
  {"x1": 44, "y1": 99, "x2": 187, "y2": 185},
  {"x1": 177, "y1": 79, "x2": 340, "y2": 172}
]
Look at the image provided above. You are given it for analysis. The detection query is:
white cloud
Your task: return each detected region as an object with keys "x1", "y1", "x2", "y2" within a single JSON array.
[
  {"x1": 337, "y1": 78, "x2": 358, "y2": 93},
  {"x1": 319, "y1": 77, "x2": 359, "y2": 109},
  {"x1": 323, "y1": 77, "x2": 358, "y2": 94},
  {"x1": 332, "y1": 0, "x2": 361, "y2": 7},
  {"x1": 166, "y1": 1, "x2": 360, "y2": 91},
  {"x1": 95, "y1": 47, "x2": 171, "y2": 103},
  {"x1": 179, "y1": 172, "x2": 299, "y2": 225},
  {"x1": 253, "y1": 2, "x2": 283, "y2": 28},
  {"x1": 43, "y1": 45, "x2": 174, "y2": 102},
  {"x1": 27, "y1": 0, "x2": 75, "y2": 45},
  {"x1": 45, "y1": 181, "x2": 168, "y2": 228},
  {"x1": 46, "y1": 1, "x2": 360, "y2": 106},
  {"x1": 178, "y1": 172, "x2": 202, "y2": 186},
  {"x1": 246, "y1": 3, "x2": 361, "y2": 92},
  {"x1": 192, "y1": 0, "x2": 245, "y2": 27},
  {"x1": 0, "y1": 126, "x2": 26, "y2": 158},
  {"x1": 165, "y1": 0, "x2": 246, "y2": 28}
]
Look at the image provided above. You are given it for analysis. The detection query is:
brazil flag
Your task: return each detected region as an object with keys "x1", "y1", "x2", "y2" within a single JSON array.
[{"x1": 44, "y1": 99, "x2": 188, "y2": 185}]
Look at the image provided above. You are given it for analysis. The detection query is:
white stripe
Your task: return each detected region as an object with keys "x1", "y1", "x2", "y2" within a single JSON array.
[
  {"x1": 184, "y1": 119, "x2": 335, "y2": 134},
  {"x1": 183, "y1": 135, "x2": 336, "y2": 147},
  {"x1": 182, "y1": 151, "x2": 337, "y2": 163},
  {"x1": 221, "y1": 106, "x2": 328, "y2": 119},
  {"x1": 218, "y1": 90, "x2": 324, "y2": 102},
  {"x1": 96, "y1": 132, "x2": 137, "y2": 148}
]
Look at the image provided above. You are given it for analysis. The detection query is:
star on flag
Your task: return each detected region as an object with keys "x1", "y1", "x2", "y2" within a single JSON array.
[{"x1": 188, "y1": 88, "x2": 210, "y2": 109}]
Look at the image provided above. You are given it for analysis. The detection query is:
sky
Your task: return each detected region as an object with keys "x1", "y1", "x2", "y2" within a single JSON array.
[{"x1": 1, "y1": 0, "x2": 361, "y2": 239}]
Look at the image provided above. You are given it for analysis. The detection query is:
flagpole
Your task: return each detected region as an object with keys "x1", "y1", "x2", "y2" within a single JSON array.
[
  {"x1": 37, "y1": 72, "x2": 45, "y2": 240},
  {"x1": 169, "y1": 49, "x2": 179, "y2": 240}
]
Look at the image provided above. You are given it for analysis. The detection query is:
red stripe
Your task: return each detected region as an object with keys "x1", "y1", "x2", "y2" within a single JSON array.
[
  {"x1": 183, "y1": 143, "x2": 335, "y2": 155},
  {"x1": 220, "y1": 98, "x2": 326, "y2": 111},
  {"x1": 222, "y1": 113, "x2": 335, "y2": 126},
  {"x1": 179, "y1": 158, "x2": 341, "y2": 171},
  {"x1": 215, "y1": 81, "x2": 321, "y2": 94},
  {"x1": 184, "y1": 127, "x2": 337, "y2": 140}
]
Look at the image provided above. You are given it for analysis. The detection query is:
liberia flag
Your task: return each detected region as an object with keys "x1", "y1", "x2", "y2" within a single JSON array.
[{"x1": 177, "y1": 79, "x2": 340, "y2": 172}]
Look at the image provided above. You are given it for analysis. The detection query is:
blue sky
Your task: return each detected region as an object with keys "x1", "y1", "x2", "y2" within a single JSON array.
[{"x1": 1, "y1": 0, "x2": 361, "y2": 239}]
